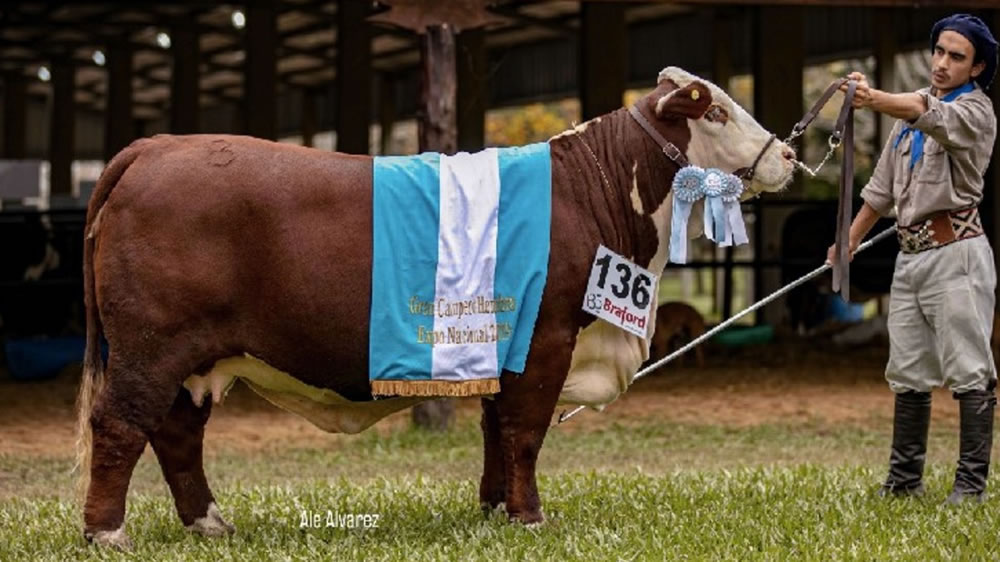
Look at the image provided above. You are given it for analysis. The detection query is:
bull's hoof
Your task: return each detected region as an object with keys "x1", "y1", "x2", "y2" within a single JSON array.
[
  {"x1": 507, "y1": 509, "x2": 544, "y2": 526},
  {"x1": 480, "y1": 500, "x2": 505, "y2": 516},
  {"x1": 86, "y1": 526, "x2": 133, "y2": 551},
  {"x1": 478, "y1": 483, "x2": 505, "y2": 514},
  {"x1": 187, "y1": 503, "x2": 236, "y2": 537}
]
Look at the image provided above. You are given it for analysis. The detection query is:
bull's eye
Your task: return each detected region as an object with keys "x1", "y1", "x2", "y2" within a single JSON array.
[{"x1": 704, "y1": 105, "x2": 729, "y2": 124}]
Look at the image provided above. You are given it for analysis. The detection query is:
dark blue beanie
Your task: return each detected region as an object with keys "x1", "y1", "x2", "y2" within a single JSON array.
[{"x1": 931, "y1": 14, "x2": 998, "y2": 90}]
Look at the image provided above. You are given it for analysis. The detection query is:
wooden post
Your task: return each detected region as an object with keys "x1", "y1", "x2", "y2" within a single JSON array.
[
  {"x1": 579, "y1": 2, "x2": 626, "y2": 120},
  {"x1": 48, "y1": 59, "x2": 75, "y2": 196},
  {"x1": 379, "y1": 74, "x2": 396, "y2": 155},
  {"x1": 457, "y1": 28, "x2": 486, "y2": 152},
  {"x1": 245, "y1": 0, "x2": 277, "y2": 140},
  {"x1": 367, "y1": 0, "x2": 502, "y2": 430},
  {"x1": 301, "y1": 88, "x2": 317, "y2": 148},
  {"x1": 714, "y1": 9, "x2": 735, "y2": 321},
  {"x1": 104, "y1": 39, "x2": 134, "y2": 162},
  {"x1": 419, "y1": 24, "x2": 457, "y2": 155},
  {"x1": 411, "y1": 23, "x2": 458, "y2": 430},
  {"x1": 3, "y1": 72, "x2": 27, "y2": 159},
  {"x1": 336, "y1": 0, "x2": 373, "y2": 154},
  {"x1": 753, "y1": 6, "x2": 804, "y2": 326},
  {"x1": 170, "y1": 14, "x2": 200, "y2": 134},
  {"x1": 873, "y1": 7, "x2": 897, "y2": 149}
]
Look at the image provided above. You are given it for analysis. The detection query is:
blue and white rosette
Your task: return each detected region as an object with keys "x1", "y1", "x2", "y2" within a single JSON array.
[{"x1": 669, "y1": 166, "x2": 750, "y2": 264}]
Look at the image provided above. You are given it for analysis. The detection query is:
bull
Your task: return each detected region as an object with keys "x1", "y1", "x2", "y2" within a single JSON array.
[{"x1": 76, "y1": 67, "x2": 795, "y2": 549}]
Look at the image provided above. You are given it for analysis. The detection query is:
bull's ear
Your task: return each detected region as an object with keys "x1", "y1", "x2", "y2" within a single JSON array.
[{"x1": 653, "y1": 81, "x2": 712, "y2": 121}]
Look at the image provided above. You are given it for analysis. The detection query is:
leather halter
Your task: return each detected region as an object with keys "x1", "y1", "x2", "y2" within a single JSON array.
[
  {"x1": 626, "y1": 103, "x2": 777, "y2": 197},
  {"x1": 791, "y1": 78, "x2": 856, "y2": 301},
  {"x1": 628, "y1": 79, "x2": 857, "y2": 301}
]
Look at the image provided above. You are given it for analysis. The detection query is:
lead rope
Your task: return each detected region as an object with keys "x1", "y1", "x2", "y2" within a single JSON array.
[{"x1": 555, "y1": 224, "x2": 895, "y2": 425}]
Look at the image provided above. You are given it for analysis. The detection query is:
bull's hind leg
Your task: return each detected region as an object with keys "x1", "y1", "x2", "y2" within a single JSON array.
[
  {"x1": 149, "y1": 389, "x2": 234, "y2": 537},
  {"x1": 83, "y1": 397, "x2": 147, "y2": 550},
  {"x1": 479, "y1": 397, "x2": 506, "y2": 512},
  {"x1": 83, "y1": 354, "x2": 182, "y2": 550}
]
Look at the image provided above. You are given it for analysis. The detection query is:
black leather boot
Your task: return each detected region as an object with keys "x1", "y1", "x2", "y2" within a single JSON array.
[
  {"x1": 946, "y1": 383, "x2": 997, "y2": 505},
  {"x1": 879, "y1": 391, "x2": 932, "y2": 497}
]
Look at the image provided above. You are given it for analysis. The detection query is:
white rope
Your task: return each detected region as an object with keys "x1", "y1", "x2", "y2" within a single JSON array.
[{"x1": 556, "y1": 225, "x2": 896, "y2": 425}]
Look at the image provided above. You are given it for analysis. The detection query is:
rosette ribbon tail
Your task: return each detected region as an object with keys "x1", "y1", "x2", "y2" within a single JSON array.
[
  {"x1": 703, "y1": 195, "x2": 730, "y2": 245},
  {"x1": 725, "y1": 200, "x2": 749, "y2": 246},
  {"x1": 670, "y1": 196, "x2": 694, "y2": 264}
]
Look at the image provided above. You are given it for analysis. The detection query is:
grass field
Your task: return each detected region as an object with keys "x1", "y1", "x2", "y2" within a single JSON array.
[
  {"x1": 1, "y1": 417, "x2": 996, "y2": 560},
  {"x1": 5, "y1": 466, "x2": 998, "y2": 561},
  {"x1": 2, "y1": 345, "x2": 997, "y2": 560}
]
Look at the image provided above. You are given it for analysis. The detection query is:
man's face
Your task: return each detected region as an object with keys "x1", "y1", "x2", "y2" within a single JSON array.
[{"x1": 931, "y1": 30, "x2": 986, "y2": 93}]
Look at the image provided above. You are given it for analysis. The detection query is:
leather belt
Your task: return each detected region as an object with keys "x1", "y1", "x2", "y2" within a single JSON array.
[{"x1": 897, "y1": 207, "x2": 983, "y2": 254}]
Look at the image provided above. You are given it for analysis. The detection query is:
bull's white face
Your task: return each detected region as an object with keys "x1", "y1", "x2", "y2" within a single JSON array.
[{"x1": 656, "y1": 67, "x2": 795, "y2": 198}]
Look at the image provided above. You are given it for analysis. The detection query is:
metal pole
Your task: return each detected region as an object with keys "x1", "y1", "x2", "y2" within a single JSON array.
[{"x1": 556, "y1": 225, "x2": 897, "y2": 425}]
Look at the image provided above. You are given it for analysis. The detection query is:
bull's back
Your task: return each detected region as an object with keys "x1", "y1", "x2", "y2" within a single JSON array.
[{"x1": 96, "y1": 135, "x2": 376, "y2": 398}]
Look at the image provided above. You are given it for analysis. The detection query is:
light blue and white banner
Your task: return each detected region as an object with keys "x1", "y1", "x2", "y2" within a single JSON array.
[{"x1": 370, "y1": 143, "x2": 551, "y2": 391}]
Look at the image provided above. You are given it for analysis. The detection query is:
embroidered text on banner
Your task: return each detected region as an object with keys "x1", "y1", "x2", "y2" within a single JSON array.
[{"x1": 369, "y1": 144, "x2": 551, "y2": 397}]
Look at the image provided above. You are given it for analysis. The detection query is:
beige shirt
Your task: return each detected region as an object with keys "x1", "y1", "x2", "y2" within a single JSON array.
[{"x1": 860, "y1": 84, "x2": 997, "y2": 227}]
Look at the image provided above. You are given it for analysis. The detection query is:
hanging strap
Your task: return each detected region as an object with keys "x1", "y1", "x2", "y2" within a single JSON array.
[{"x1": 831, "y1": 80, "x2": 856, "y2": 302}]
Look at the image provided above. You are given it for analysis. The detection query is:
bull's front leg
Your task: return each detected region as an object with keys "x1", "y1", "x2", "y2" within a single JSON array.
[
  {"x1": 493, "y1": 343, "x2": 571, "y2": 525},
  {"x1": 479, "y1": 397, "x2": 506, "y2": 512}
]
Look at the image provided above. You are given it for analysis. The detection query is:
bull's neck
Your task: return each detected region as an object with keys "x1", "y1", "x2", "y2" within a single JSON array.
[{"x1": 548, "y1": 107, "x2": 678, "y2": 272}]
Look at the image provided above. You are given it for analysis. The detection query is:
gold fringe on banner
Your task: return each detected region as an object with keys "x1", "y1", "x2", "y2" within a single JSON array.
[{"x1": 371, "y1": 378, "x2": 500, "y2": 398}]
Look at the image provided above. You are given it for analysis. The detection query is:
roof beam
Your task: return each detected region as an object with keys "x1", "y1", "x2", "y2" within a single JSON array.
[
  {"x1": 489, "y1": 6, "x2": 575, "y2": 36},
  {"x1": 592, "y1": 0, "x2": 998, "y2": 5}
]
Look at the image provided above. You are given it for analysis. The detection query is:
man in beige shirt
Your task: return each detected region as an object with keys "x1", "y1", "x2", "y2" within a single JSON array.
[{"x1": 830, "y1": 13, "x2": 998, "y2": 504}]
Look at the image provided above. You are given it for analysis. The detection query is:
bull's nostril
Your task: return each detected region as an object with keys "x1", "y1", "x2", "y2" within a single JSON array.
[{"x1": 782, "y1": 149, "x2": 796, "y2": 160}]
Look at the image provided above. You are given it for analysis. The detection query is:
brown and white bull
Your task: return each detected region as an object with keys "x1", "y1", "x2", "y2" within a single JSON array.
[{"x1": 76, "y1": 67, "x2": 795, "y2": 549}]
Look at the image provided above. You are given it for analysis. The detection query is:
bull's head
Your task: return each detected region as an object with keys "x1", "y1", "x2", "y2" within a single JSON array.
[{"x1": 649, "y1": 67, "x2": 796, "y2": 199}]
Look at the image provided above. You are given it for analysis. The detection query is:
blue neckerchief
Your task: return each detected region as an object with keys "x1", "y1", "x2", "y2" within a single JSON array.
[{"x1": 894, "y1": 81, "x2": 975, "y2": 169}]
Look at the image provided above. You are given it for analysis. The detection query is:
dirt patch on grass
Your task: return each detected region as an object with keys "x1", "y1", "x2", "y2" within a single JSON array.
[{"x1": 0, "y1": 341, "x2": 964, "y2": 457}]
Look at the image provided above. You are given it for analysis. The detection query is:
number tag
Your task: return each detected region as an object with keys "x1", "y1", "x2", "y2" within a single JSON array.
[{"x1": 582, "y1": 245, "x2": 658, "y2": 338}]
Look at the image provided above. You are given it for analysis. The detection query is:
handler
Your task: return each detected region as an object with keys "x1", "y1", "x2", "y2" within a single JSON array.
[{"x1": 828, "y1": 13, "x2": 998, "y2": 504}]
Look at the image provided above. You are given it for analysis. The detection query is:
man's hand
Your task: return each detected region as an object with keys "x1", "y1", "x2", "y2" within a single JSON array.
[
  {"x1": 839, "y1": 71, "x2": 873, "y2": 109},
  {"x1": 826, "y1": 203, "x2": 882, "y2": 265},
  {"x1": 826, "y1": 239, "x2": 860, "y2": 265},
  {"x1": 838, "y1": 72, "x2": 925, "y2": 120}
]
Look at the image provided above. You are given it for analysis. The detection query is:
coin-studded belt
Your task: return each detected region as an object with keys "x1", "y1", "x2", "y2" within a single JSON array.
[{"x1": 897, "y1": 206, "x2": 983, "y2": 254}]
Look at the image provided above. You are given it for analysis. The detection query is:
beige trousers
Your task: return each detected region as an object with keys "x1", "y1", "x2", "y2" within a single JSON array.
[{"x1": 886, "y1": 235, "x2": 997, "y2": 393}]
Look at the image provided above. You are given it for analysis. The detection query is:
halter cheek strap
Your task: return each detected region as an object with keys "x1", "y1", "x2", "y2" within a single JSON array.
[{"x1": 627, "y1": 104, "x2": 690, "y2": 168}]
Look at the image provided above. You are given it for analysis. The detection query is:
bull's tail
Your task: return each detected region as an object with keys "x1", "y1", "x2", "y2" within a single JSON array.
[{"x1": 75, "y1": 139, "x2": 148, "y2": 504}]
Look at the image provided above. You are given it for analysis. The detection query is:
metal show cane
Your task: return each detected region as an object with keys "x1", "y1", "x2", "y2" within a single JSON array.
[{"x1": 556, "y1": 225, "x2": 897, "y2": 425}]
